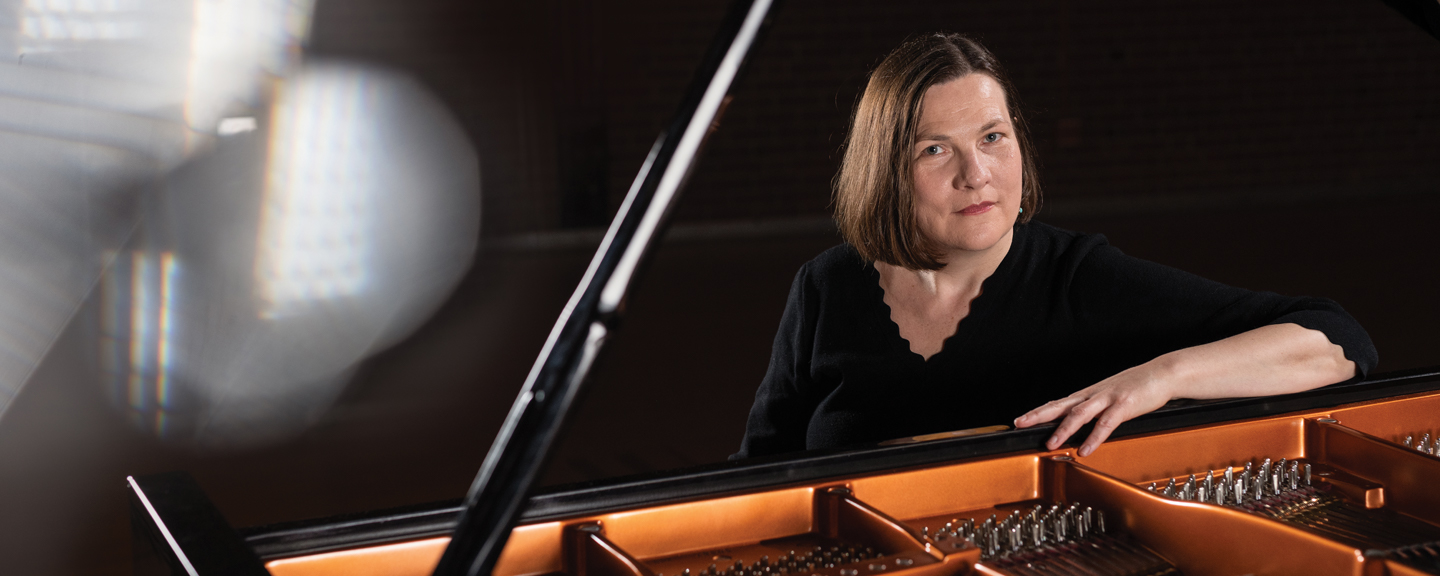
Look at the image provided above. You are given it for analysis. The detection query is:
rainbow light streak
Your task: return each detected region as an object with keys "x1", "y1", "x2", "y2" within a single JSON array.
[
  {"x1": 155, "y1": 252, "x2": 177, "y2": 417},
  {"x1": 109, "y1": 251, "x2": 180, "y2": 433},
  {"x1": 127, "y1": 251, "x2": 150, "y2": 412}
]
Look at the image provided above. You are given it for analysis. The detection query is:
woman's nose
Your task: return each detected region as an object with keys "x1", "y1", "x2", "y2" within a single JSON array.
[{"x1": 952, "y1": 149, "x2": 991, "y2": 190}]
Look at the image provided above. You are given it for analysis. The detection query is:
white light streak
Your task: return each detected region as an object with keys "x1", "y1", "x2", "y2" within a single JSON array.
[{"x1": 256, "y1": 66, "x2": 379, "y2": 316}]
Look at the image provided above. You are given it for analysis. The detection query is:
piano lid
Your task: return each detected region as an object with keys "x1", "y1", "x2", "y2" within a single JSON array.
[{"x1": 431, "y1": 1, "x2": 782, "y2": 574}]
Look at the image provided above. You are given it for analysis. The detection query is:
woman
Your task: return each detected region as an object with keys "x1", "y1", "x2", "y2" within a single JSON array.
[{"x1": 736, "y1": 33, "x2": 1375, "y2": 459}]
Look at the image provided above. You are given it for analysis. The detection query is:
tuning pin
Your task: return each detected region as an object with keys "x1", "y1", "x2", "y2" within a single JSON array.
[
  {"x1": 1234, "y1": 478, "x2": 1245, "y2": 504},
  {"x1": 1289, "y1": 461, "x2": 1300, "y2": 490},
  {"x1": 1205, "y1": 470, "x2": 1215, "y2": 492},
  {"x1": 1163, "y1": 478, "x2": 1176, "y2": 497},
  {"x1": 1147, "y1": 482, "x2": 1157, "y2": 492},
  {"x1": 1304, "y1": 463, "x2": 1312, "y2": 486},
  {"x1": 1405, "y1": 435, "x2": 1415, "y2": 448},
  {"x1": 1225, "y1": 466, "x2": 1235, "y2": 487},
  {"x1": 1214, "y1": 481, "x2": 1227, "y2": 505},
  {"x1": 1253, "y1": 475, "x2": 1265, "y2": 501}
]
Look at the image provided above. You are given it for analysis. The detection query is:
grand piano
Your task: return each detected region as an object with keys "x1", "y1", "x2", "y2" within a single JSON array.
[{"x1": 127, "y1": 0, "x2": 1440, "y2": 574}]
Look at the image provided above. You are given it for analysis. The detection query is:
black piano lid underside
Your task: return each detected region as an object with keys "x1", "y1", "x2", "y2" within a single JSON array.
[{"x1": 241, "y1": 366, "x2": 1440, "y2": 560}]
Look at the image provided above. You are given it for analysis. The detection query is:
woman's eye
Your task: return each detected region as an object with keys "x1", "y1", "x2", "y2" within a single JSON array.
[
  {"x1": 923, "y1": 145, "x2": 944, "y2": 155},
  {"x1": 983, "y1": 132, "x2": 1002, "y2": 143}
]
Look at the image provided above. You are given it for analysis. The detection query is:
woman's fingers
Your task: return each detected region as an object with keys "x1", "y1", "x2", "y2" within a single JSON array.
[
  {"x1": 1022, "y1": 366, "x2": 1173, "y2": 455},
  {"x1": 1015, "y1": 395, "x2": 1087, "y2": 428},
  {"x1": 1077, "y1": 404, "x2": 1129, "y2": 456},
  {"x1": 1045, "y1": 396, "x2": 1109, "y2": 450},
  {"x1": 1076, "y1": 388, "x2": 1169, "y2": 456}
]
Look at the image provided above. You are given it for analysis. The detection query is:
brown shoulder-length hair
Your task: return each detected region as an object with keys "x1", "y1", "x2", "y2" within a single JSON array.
[{"x1": 834, "y1": 33, "x2": 1041, "y2": 270}]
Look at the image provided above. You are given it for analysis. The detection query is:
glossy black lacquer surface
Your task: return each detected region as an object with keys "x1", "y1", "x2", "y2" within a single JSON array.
[
  {"x1": 429, "y1": 0, "x2": 781, "y2": 574},
  {"x1": 128, "y1": 472, "x2": 269, "y2": 576},
  {"x1": 1381, "y1": 0, "x2": 1440, "y2": 40},
  {"x1": 231, "y1": 367, "x2": 1440, "y2": 561}
]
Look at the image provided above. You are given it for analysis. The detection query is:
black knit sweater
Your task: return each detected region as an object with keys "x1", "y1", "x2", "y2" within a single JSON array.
[{"x1": 736, "y1": 222, "x2": 1377, "y2": 458}]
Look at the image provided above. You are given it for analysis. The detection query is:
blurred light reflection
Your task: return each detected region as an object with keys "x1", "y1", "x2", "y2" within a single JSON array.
[
  {"x1": 258, "y1": 67, "x2": 377, "y2": 316},
  {"x1": 21, "y1": 0, "x2": 145, "y2": 44},
  {"x1": 0, "y1": 0, "x2": 311, "y2": 424},
  {"x1": 90, "y1": 61, "x2": 479, "y2": 446}
]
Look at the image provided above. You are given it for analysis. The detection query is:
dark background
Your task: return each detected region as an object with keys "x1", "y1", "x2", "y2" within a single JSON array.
[{"x1": 1, "y1": 0, "x2": 1437, "y2": 573}]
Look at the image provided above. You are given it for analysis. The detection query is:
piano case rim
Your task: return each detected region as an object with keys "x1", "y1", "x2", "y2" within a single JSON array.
[{"x1": 232, "y1": 365, "x2": 1440, "y2": 561}]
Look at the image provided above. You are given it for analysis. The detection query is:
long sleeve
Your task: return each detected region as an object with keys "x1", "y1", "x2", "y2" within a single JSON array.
[
  {"x1": 1067, "y1": 241, "x2": 1378, "y2": 380},
  {"x1": 734, "y1": 226, "x2": 1380, "y2": 457},
  {"x1": 735, "y1": 264, "x2": 821, "y2": 459}
]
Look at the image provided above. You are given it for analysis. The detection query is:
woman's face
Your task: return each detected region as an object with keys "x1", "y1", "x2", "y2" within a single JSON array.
[{"x1": 910, "y1": 73, "x2": 1024, "y2": 256}]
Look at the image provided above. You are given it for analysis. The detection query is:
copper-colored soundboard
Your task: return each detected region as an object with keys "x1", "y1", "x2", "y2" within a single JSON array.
[{"x1": 248, "y1": 389, "x2": 1440, "y2": 576}]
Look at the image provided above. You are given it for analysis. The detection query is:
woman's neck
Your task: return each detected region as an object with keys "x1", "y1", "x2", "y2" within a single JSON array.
[{"x1": 881, "y1": 228, "x2": 1015, "y2": 299}]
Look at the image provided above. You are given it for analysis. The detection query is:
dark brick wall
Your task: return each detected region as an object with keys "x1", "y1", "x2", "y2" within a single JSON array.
[
  {"x1": 678, "y1": 0, "x2": 1440, "y2": 222},
  {"x1": 309, "y1": 0, "x2": 1440, "y2": 235}
]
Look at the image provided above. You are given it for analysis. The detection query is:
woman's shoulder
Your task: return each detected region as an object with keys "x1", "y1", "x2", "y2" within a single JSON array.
[
  {"x1": 804, "y1": 243, "x2": 867, "y2": 272},
  {"x1": 793, "y1": 244, "x2": 873, "y2": 290},
  {"x1": 1014, "y1": 221, "x2": 1112, "y2": 266}
]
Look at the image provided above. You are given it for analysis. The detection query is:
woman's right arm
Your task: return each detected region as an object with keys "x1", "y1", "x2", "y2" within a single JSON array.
[{"x1": 734, "y1": 265, "x2": 820, "y2": 459}]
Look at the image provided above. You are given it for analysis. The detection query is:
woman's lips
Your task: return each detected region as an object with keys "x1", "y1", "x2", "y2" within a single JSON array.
[{"x1": 959, "y1": 201, "x2": 996, "y2": 216}]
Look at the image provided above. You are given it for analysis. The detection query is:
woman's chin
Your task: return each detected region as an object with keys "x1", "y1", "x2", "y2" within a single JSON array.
[{"x1": 933, "y1": 222, "x2": 1015, "y2": 254}]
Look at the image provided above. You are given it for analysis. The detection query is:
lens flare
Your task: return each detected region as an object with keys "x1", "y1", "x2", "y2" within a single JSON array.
[
  {"x1": 0, "y1": 0, "x2": 312, "y2": 425},
  {"x1": 90, "y1": 60, "x2": 479, "y2": 446}
]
